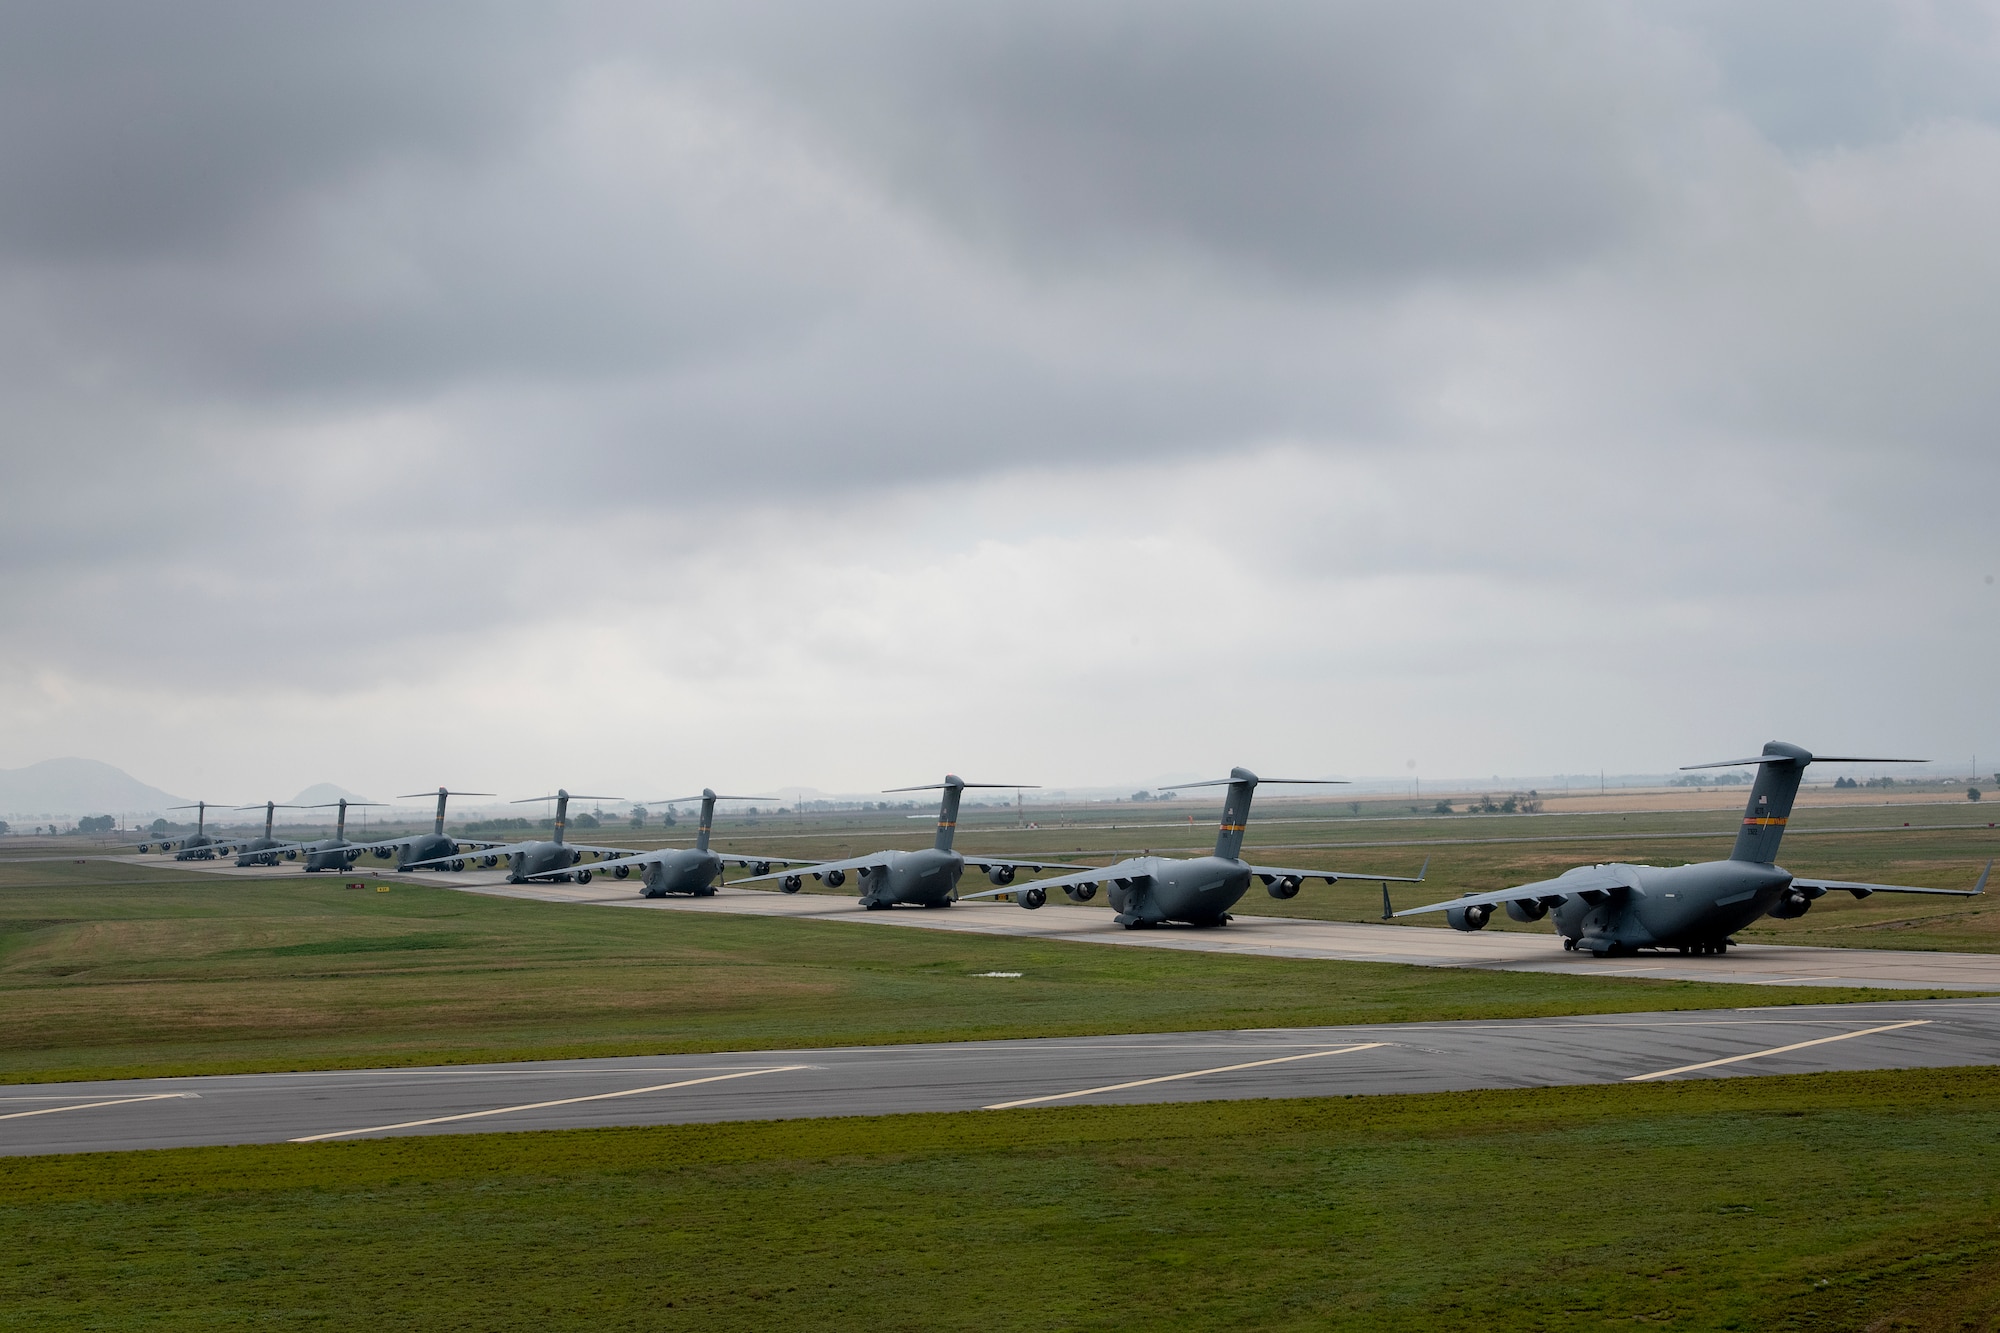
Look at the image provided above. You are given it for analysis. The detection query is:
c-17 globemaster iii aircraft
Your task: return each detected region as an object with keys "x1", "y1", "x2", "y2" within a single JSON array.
[
  {"x1": 962, "y1": 767, "x2": 1427, "y2": 927},
  {"x1": 338, "y1": 789, "x2": 504, "y2": 872},
  {"x1": 137, "y1": 802, "x2": 228, "y2": 860},
  {"x1": 580, "y1": 790, "x2": 806, "y2": 896},
  {"x1": 738, "y1": 776, "x2": 1089, "y2": 908},
  {"x1": 232, "y1": 801, "x2": 303, "y2": 866},
  {"x1": 405, "y1": 789, "x2": 630, "y2": 883},
  {"x1": 1395, "y1": 740, "x2": 1989, "y2": 956}
]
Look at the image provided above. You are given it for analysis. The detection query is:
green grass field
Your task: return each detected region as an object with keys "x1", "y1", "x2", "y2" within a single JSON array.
[
  {"x1": 3, "y1": 1067, "x2": 1997, "y2": 1330},
  {"x1": 0, "y1": 858, "x2": 1915, "y2": 1085}
]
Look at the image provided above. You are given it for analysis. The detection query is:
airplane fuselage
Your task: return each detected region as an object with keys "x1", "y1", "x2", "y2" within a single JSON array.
[
  {"x1": 395, "y1": 833, "x2": 464, "y2": 871},
  {"x1": 640, "y1": 849, "x2": 725, "y2": 897},
  {"x1": 508, "y1": 841, "x2": 583, "y2": 883},
  {"x1": 303, "y1": 839, "x2": 359, "y2": 873},
  {"x1": 1545, "y1": 860, "x2": 1795, "y2": 953},
  {"x1": 1097, "y1": 854, "x2": 1253, "y2": 927},
  {"x1": 234, "y1": 836, "x2": 291, "y2": 867},
  {"x1": 173, "y1": 834, "x2": 218, "y2": 861},
  {"x1": 843, "y1": 848, "x2": 964, "y2": 908}
]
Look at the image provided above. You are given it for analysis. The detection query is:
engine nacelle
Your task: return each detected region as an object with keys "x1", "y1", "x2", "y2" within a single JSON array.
[
  {"x1": 751, "y1": 862, "x2": 771, "y2": 877},
  {"x1": 451, "y1": 859, "x2": 466, "y2": 872},
  {"x1": 1505, "y1": 898, "x2": 1549, "y2": 923},
  {"x1": 824, "y1": 869, "x2": 846, "y2": 888},
  {"x1": 1265, "y1": 875, "x2": 1302, "y2": 900},
  {"x1": 570, "y1": 849, "x2": 583, "y2": 866},
  {"x1": 376, "y1": 848, "x2": 392, "y2": 859},
  {"x1": 1768, "y1": 888, "x2": 1814, "y2": 920},
  {"x1": 285, "y1": 850, "x2": 297, "y2": 860},
  {"x1": 1446, "y1": 902, "x2": 1493, "y2": 932},
  {"x1": 137, "y1": 843, "x2": 151, "y2": 853},
  {"x1": 1017, "y1": 885, "x2": 1047, "y2": 910},
  {"x1": 781, "y1": 874, "x2": 803, "y2": 893},
  {"x1": 613, "y1": 864, "x2": 630, "y2": 880},
  {"x1": 987, "y1": 865, "x2": 1016, "y2": 886},
  {"x1": 1064, "y1": 882, "x2": 1098, "y2": 903},
  {"x1": 576, "y1": 869, "x2": 592, "y2": 884}
]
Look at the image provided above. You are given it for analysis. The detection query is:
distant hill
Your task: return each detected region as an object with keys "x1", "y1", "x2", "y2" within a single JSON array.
[
  {"x1": 289, "y1": 782, "x2": 380, "y2": 807},
  {"x1": 0, "y1": 758, "x2": 188, "y2": 819}
]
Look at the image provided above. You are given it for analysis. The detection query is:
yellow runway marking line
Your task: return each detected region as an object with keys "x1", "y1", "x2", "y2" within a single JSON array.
[
  {"x1": 0, "y1": 1093, "x2": 199, "y2": 1122},
  {"x1": 983, "y1": 1043, "x2": 1387, "y2": 1110},
  {"x1": 1625, "y1": 1019, "x2": 1931, "y2": 1083},
  {"x1": 290, "y1": 1066, "x2": 810, "y2": 1142}
]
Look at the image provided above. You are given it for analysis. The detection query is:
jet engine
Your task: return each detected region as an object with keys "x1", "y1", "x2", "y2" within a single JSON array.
[
  {"x1": 1768, "y1": 888, "x2": 1814, "y2": 920},
  {"x1": 781, "y1": 874, "x2": 803, "y2": 893},
  {"x1": 1016, "y1": 885, "x2": 1046, "y2": 910},
  {"x1": 986, "y1": 865, "x2": 1016, "y2": 886},
  {"x1": 451, "y1": 859, "x2": 466, "y2": 872},
  {"x1": 1505, "y1": 898, "x2": 1549, "y2": 923},
  {"x1": 751, "y1": 862, "x2": 771, "y2": 877},
  {"x1": 576, "y1": 869, "x2": 592, "y2": 884},
  {"x1": 823, "y1": 869, "x2": 846, "y2": 888},
  {"x1": 481, "y1": 855, "x2": 498, "y2": 868},
  {"x1": 1064, "y1": 883, "x2": 1098, "y2": 903},
  {"x1": 376, "y1": 848, "x2": 392, "y2": 859},
  {"x1": 613, "y1": 864, "x2": 629, "y2": 879},
  {"x1": 570, "y1": 849, "x2": 583, "y2": 865},
  {"x1": 1445, "y1": 902, "x2": 1492, "y2": 932},
  {"x1": 1265, "y1": 875, "x2": 1302, "y2": 900}
]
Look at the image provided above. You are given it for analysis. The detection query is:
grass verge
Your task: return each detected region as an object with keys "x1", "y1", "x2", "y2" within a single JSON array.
[{"x1": 3, "y1": 1067, "x2": 1998, "y2": 1330}]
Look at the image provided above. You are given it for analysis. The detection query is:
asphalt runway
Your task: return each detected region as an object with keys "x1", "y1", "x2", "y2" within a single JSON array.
[{"x1": 5, "y1": 997, "x2": 1995, "y2": 1157}]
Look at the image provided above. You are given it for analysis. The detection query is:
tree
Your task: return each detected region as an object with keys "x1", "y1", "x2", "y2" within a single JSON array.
[
  {"x1": 573, "y1": 812, "x2": 600, "y2": 829},
  {"x1": 0, "y1": 820, "x2": 8, "y2": 835},
  {"x1": 78, "y1": 815, "x2": 115, "y2": 834},
  {"x1": 1971, "y1": 788, "x2": 1984, "y2": 803},
  {"x1": 629, "y1": 806, "x2": 648, "y2": 828},
  {"x1": 1432, "y1": 799, "x2": 1453, "y2": 814},
  {"x1": 150, "y1": 817, "x2": 169, "y2": 834},
  {"x1": 1130, "y1": 791, "x2": 1151, "y2": 802}
]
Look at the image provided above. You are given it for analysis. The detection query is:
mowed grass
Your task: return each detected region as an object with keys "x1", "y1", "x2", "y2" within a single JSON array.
[
  {"x1": 5, "y1": 1067, "x2": 2000, "y2": 1331},
  {"x1": 0, "y1": 860, "x2": 1904, "y2": 1085}
]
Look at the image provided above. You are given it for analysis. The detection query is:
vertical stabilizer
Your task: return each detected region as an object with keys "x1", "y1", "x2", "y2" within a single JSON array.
[
  {"x1": 433, "y1": 790, "x2": 448, "y2": 837},
  {"x1": 334, "y1": 799, "x2": 349, "y2": 842},
  {"x1": 263, "y1": 802, "x2": 275, "y2": 839},
  {"x1": 1729, "y1": 742, "x2": 1811, "y2": 863},
  {"x1": 934, "y1": 776, "x2": 966, "y2": 851},
  {"x1": 1212, "y1": 768, "x2": 1259, "y2": 860},
  {"x1": 552, "y1": 791, "x2": 570, "y2": 846},
  {"x1": 697, "y1": 791, "x2": 717, "y2": 853}
]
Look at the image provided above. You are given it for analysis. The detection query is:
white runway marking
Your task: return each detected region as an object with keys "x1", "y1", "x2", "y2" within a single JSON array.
[
  {"x1": 290, "y1": 1065, "x2": 810, "y2": 1142},
  {"x1": 983, "y1": 1043, "x2": 1387, "y2": 1110},
  {"x1": 1624, "y1": 1020, "x2": 1931, "y2": 1083},
  {"x1": 0, "y1": 1093, "x2": 199, "y2": 1121}
]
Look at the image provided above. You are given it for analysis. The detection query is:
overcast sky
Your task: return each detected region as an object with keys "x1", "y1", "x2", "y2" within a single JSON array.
[{"x1": 2, "y1": 1, "x2": 1995, "y2": 802}]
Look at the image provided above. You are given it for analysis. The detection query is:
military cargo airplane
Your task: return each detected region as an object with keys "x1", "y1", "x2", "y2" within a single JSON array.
[
  {"x1": 232, "y1": 801, "x2": 303, "y2": 866},
  {"x1": 339, "y1": 789, "x2": 504, "y2": 872},
  {"x1": 1394, "y1": 740, "x2": 1988, "y2": 956},
  {"x1": 137, "y1": 802, "x2": 227, "y2": 859},
  {"x1": 298, "y1": 798, "x2": 384, "y2": 872},
  {"x1": 404, "y1": 789, "x2": 629, "y2": 883},
  {"x1": 960, "y1": 767, "x2": 1427, "y2": 927},
  {"x1": 579, "y1": 790, "x2": 806, "y2": 896},
  {"x1": 737, "y1": 776, "x2": 1088, "y2": 909}
]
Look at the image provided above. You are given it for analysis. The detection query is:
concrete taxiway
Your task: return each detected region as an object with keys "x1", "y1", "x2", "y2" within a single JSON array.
[
  {"x1": 115, "y1": 855, "x2": 2000, "y2": 991},
  {"x1": 3, "y1": 997, "x2": 1994, "y2": 1157}
]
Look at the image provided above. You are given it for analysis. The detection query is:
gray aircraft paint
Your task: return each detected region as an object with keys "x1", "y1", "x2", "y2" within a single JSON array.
[
  {"x1": 1398, "y1": 740, "x2": 1987, "y2": 956},
  {"x1": 340, "y1": 789, "x2": 501, "y2": 872},
  {"x1": 403, "y1": 789, "x2": 628, "y2": 883},
  {"x1": 960, "y1": 767, "x2": 1425, "y2": 928},
  {"x1": 582, "y1": 791, "x2": 803, "y2": 897},
  {"x1": 300, "y1": 798, "x2": 385, "y2": 872},
  {"x1": 231, "y1": 801, "x2": 303, "y2": 866},
  {"x1": 137, "y1": 801, "x2": 225, "y2": 859},
  {"x1": 738, "y1": 776, "x2": 1088, "y2": 909}
]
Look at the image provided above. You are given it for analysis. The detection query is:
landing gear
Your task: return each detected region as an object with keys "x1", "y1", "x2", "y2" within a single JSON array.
[{"x1": 1562, "y1": 938, "x2": 1577, "y2": 952}]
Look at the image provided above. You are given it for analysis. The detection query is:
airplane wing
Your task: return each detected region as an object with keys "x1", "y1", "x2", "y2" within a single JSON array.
[
  {"x1": 583, "y1": 847, "x2": 808, "y2": 876},
  {"x1": 736, "y1": 853, "x2": 896, "y2": 885},
  {"x1": 1792, "y1": 860, "x2": 1989, "y2": 899},
  {"x1": 959, "y1": 855, "x2": 1093, "y2": 873},
  {"x1": 1246, "y1": 857, "x2": 1429, "y2": 887},
  {"x1": 957, "y1": 865, "x2": 1130, "y2": 901},
  {"x1": 404, "y1": 839, "x2": 543, "y2": 869},
  {"x1": 1393, "y1": 864, "x2": 1640, "y2": 919}
]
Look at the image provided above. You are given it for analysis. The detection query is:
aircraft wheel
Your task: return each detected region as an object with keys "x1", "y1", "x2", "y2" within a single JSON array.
[
  {"x1": 697, "y1": 888, "x2": 716, "y2": 898},
  {"x1": 1714, "y1": 940, "x2": 1727, "y2": 955},
  {"x1": 863, "y1": 900, "x2": 886, "y2": 911},
  {"x1": 1561, "y1": 938, "x2": 1575, "y2": 952}
]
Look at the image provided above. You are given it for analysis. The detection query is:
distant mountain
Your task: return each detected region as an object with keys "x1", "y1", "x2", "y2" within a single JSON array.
[
  {"x1": 289, "y1": 782, "x2": 380, "y2": 807},
  {"x1": 0, "y1": 758, "x2": 189, "y2": 819}
]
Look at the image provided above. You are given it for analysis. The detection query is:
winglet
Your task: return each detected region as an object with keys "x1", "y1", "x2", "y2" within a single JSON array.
[
  {"x1": 1976, "y1": 860, "x2": 1992, "y2": 896},
  {"x1": 1380, "y1": 884, "x2": 1393, "y2": 920}
]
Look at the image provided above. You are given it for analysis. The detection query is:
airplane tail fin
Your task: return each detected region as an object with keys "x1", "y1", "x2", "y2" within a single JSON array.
[
  {"x1": 1171, "y1": 770, "x2": 1349, "y2": 861},
  {"x1": 1682, "y1": 742, "x2": 1924, "y2": 863},
  {"x1": 883, "y1": 777, "x2": 1037, "y2": 852}
]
